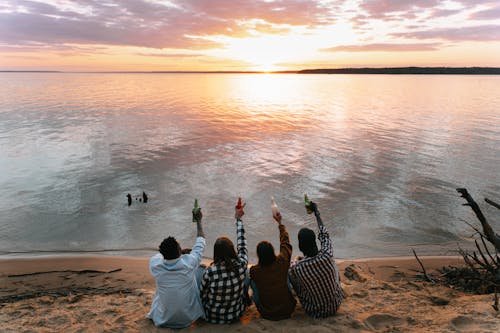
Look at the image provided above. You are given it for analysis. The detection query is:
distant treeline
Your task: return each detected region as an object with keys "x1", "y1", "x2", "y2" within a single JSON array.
[
  {"x1": 0, "y1": 70, "x2": 61, "y2": 73},
  {"x1": 297, "y1": 67, "x2": 500, "y2": 75}
]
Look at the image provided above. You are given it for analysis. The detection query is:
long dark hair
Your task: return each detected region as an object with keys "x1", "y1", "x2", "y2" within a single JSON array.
[
  {"x1": 256, "y1": 241, "x2": 276, "y2": 267},
  {"x1": 298, "y1": 228, "x2": 318, "y2": 257},
  {"x1": 213, "y1": 236, "x2": 238, "y2": 273}
]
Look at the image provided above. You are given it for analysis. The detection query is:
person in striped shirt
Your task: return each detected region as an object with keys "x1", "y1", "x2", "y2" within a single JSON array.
[
  {"x1": 289, "y1": 200, "x2": 344, "y2": 318},
  {"x1": 200, "y1": 200, "x2": 250, "y2": 323}
]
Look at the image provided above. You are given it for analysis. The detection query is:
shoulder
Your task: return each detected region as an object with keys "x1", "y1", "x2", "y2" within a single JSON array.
[
  {"x1": 205, "y1": 263, "x2": 224, "y2": 274},
  {"x1": 276, "y1": 254, "x2": 290, "y2": 265},
  {"x1": 149, "y1": 253, "x2": 163, "y2": 264},
  {"x1": 249, "y1": 264, "x2": 261, "y2": 275}
]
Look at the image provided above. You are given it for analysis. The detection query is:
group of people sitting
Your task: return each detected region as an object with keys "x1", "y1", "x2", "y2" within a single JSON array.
[{"x1": 146, "y1": 199, "x2": 344, "y2": 328}]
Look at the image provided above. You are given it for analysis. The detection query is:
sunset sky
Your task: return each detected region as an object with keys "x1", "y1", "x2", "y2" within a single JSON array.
[{"x1": 1, "y1": 0, "x2": 500, "y2": 71}]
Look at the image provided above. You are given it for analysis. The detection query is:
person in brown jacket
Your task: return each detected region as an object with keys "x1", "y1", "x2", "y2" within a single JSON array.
[{"x1": 249, "y1": 211, "x2": 297, "y2": 320}]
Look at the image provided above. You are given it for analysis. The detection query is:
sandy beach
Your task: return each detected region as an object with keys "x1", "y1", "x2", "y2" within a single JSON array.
[{"x1": 1, "y1": 255, "x2": 499, "y2": 333}]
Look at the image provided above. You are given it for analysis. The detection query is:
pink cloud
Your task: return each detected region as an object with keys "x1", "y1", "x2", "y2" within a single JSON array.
[
  {"x1": 428, "y1": 8, "x2": 462, "y2": 18},
  {"x1": 392, "y1": 25, "x2": 500, "y2": 41},
  {"x1": 136, "y1": 52, "x2": 203, "y2": 58},
  {"x1": 0, "y1": 0, "x2": 330, "y2": 50},
  {"x1": 180, "y1": 0, "x2": 334, "y2": 26},
  {"x1": 359, "y1": 0, "x2": 439, "y2": 18},
  {"x1": 320, "y1": 43, "x2": 441, "y2": 52},
  {"x1": 469, "y1": 5, "x2": 500, "y2": 20}
]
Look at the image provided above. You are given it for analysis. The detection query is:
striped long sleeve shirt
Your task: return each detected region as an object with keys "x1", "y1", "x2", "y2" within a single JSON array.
[
  {"x1": 201, "y1": 219, "x2": 248, "y2": 323},
  {"x1": 289, "y1": 224, "x2": 344, "y2": 318}
]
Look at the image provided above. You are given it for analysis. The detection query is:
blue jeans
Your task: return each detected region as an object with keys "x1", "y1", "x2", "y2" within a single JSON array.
[{"x1": 249, "y1": 280, "x2": 260, "y2": 306}]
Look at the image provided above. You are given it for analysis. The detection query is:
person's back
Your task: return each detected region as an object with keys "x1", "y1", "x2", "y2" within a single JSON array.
[
  {"x1": 202, "y1": 256, "x2": 247, "y2": 323},
  {"x1": 147, "y1": 208, "x2": 206, "y2": 328},
  {"x1": 289, "y1": 201, "x2": 344, "y2": 318},
  {"x1": 201, "y1": 200, "x2": 249, "y2": 323},
  {"x1": 250, "y1": 212, "x2": 296, "y2": 320}
]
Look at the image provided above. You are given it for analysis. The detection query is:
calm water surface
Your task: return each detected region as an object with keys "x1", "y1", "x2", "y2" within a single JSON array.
[{"x1": 0, "y1": 73, "x2": 499, "y2": 259}]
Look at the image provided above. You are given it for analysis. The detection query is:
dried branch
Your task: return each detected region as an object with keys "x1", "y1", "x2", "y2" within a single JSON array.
[
  {"x1": 475, "y1": 240, "x2": 493, "y2": 269},
  {"x1": 8, "y1": 268, "x2": 122, "y2": 278},
  {"x1": 459, "y1": 248, "x2": 481, "y2": 275},
  {"x1": 470, "y1": 252, "x2": 489, "y2": 271},
  {"x1": 493, "y1": 292, "x2": 499, "y2": 312},
  {"x1": 480, "y1": 236, "x2": 499, "y2": 266},
  {"x1": 412, "y1": 248, "x2": 434, "y2": 283},
  {"x1": 460, "y1": 218, "x2": 486, "y2": 238},
  {"x1": 456, "y1": 188, "x2": 500, "y2": 252},
  {"x1": 485, "y1": 198, "x2": 500, "y2": 210}
]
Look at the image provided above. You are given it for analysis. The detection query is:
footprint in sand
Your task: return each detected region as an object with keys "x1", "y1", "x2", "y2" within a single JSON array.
[
  {"x1": 365, "y1": 313, "x2": 404, "y2": 330},
  {"x1": 450, "y1": 315, "x2": 475, "y2": 331},
  {"x1": 49, "y1": 315, "x2": 69, "y2": 325}
]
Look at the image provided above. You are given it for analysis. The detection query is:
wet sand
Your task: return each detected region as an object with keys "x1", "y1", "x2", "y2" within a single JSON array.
[{"x1": 1, "y1": 256, "x2": 499, "y2": 332}]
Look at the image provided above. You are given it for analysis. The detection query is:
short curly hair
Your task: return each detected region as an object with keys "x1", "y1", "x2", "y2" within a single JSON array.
[{"x1": 159, "y1": 237, "x2": 181, "y2": 260}]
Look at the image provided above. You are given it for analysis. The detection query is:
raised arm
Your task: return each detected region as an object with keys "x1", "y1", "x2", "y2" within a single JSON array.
[
  {"x1": 310, "y1": 202, "x2": 333, "y2": 257},
  {"x1": 235, "y1": 199, "x2": 248, "y2": 265},
  {"x1": 186, "y1": 208, "x2": 205, "y2": 266},
  {"x1": 193, "y1": 209, "x2": 205, "y2": 238},
  {"x1": 273, "y1": 212, "x2": 292, "y2": 262}
]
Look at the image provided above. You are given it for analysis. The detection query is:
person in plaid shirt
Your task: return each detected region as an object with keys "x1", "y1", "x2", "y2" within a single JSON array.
[
  {"x1": 200, "y1": 199, "x2": 249, "y2": 323},
  {"x1": 289, "y1": 200, "x2": 344, "y2": 318}
]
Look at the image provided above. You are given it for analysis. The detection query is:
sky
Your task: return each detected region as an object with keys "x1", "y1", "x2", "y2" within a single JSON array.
[{"x1": 1, "y1": 0, "x2": 500, "y2": 71}]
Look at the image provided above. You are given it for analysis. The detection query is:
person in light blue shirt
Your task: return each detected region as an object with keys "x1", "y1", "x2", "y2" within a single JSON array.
[{"x1": 147, "y1": 208, "x2": 206, "y2": 328}]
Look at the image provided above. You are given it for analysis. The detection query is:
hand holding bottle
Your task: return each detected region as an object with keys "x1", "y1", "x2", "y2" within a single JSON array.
[
  {"x1": 192, "y1": 199, "x2": 202, "y2": 223},
  {"x1": 235, "y1": 197, "x2": 245, "y2": 220},
  {"x1": 271, "y1": 196, "x2": 282, "y2": 223},
  {"x1": 304, "y1": 194, "x2": 317, "y2": 215}
]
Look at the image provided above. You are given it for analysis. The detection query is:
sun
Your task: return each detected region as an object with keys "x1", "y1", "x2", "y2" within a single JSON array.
[
  {"x1": 218, "y1": 35, "x2": 303, "y2": 72},
  {"x1": 251, "y1": 62, "x2": 282, "y2": 72}
]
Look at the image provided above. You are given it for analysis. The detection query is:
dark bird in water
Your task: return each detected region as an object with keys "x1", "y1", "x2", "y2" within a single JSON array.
[
  {"x1": 143, "y1": 191, "x2": 148, "y2": 203},
  {"x1": 126, "y1": 193, "x2": 132, "y2": 206}
]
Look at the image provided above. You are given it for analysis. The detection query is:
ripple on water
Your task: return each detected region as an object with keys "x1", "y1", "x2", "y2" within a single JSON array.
[{"x1": 0, "y1": 73, "x2": 499, "y2": 259}]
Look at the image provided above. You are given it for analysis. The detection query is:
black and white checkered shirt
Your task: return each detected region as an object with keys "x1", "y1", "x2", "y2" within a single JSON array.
[
  {"x1": 289, "y1": 224, "x2": 344, "y2": 318},
  {"x1": 201, "y1": 219, "x2": 248, "y2": 324}
]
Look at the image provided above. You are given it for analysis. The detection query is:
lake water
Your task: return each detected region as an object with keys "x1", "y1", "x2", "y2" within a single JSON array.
[{"x1": 0, "y1": 73, "x2": 499, "y2": 260}]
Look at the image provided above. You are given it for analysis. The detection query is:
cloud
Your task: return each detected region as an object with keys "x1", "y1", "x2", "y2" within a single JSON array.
[
  {"x1": 136, "y1": 52, "x2": 203, "y2": 58},
  {"x1": 393, "y1": 25, "x2": 500, "y2": 42},
  {"x1": 320, "y1": 43, "x2": 441, "y2": 52},
  {"x1": 358, "y1": 0, "x2": 440, "y2": 18},
  {"x1": 181, "y1": 0, "x2": 331, "y2": 26},
  {"x1": 428, "y1": 8, "x2": 463, "y2": 18},
  {"x1": 0, "y1": 0, "x2": 330, "y2": 50},
  {"x1": 0, "y1": 1, "x2": 224, "y2": 49},
  {"x1": 469, "y1": 5, "x2": 500, "y2": 20},
  {"x1": 0, "y1": 42, "x2": 109, "y2": 55}
]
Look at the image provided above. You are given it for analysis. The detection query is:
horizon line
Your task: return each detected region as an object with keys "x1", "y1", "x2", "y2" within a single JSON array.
[{"x1": 2, "y1": 66, "x2": 500, "y2": 75}]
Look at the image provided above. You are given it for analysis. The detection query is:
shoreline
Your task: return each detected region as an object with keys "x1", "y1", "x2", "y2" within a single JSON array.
[
  {"x1": 2, "y1": 255, "x2": 498, "y2": 332},
  {"x1": 0, "y1": 254, "x2": 465, "y2": 276}
]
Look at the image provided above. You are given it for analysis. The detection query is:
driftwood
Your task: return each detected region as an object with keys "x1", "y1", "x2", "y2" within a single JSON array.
[
  {"x1": 414, "y1": 189, "x2": 500, "y2": 311},
  {"x1": 457, "y1": 188, "x2": 500, "y2": 251},
  {"x1": 485, "y1": 198, "x2": 500, "y2": 210},
  {"x1": 452, "y1": 188, "x2": 500, "y2": 311},
  {"x1": 8, "y1": 268, "x2": 122, "y2": 278}
]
